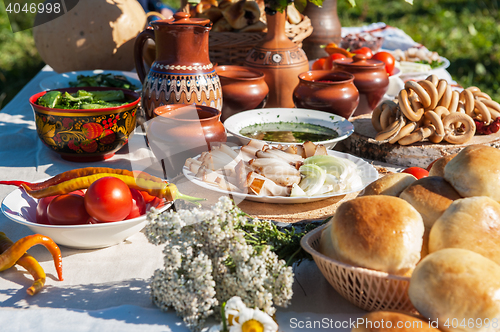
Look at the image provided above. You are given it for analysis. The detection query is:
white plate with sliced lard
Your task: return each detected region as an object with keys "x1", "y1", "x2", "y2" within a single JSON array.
[{"x1": 183, "y1": 140, "x2": 378, "y2": 204}]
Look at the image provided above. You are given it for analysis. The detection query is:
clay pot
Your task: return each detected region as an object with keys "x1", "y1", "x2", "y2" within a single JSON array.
[
  {"x1": 333, "y1": 54, "x2": 389, "y2": 116},
  {"x1": 146, "y1": 104, "x2": 226, "y2": 177},
  {"x1": 301, "y1": 0, "x2": 342, "y2": 60},
  {"x1": 134, "y1": 12, "x2": 222, "y2": 120},
  {"x1": 215, "y1": 65, "x2": 269, "y2": 122},
  {"x1": 244, "y1": 10, "x2": 309, "y2": 108},
  {"x1": 293, "y1": 71, "x2": 359, "y2": 119}
]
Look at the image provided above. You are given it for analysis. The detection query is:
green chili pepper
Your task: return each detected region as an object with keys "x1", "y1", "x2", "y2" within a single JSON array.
[{"x1": 38, "y1": 91, "x2": 62, "y2": 108}]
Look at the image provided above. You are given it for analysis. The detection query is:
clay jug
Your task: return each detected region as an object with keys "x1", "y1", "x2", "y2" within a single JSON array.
[
  {"x1": 134, "y1": 12, "x2": 223, "y2": 120},
  {"x1": 244, "y1": 10, "x2": 309, "y2": 108},
  {"x1": 302, "y1": 0, "x2": 342, "y2": 60}
]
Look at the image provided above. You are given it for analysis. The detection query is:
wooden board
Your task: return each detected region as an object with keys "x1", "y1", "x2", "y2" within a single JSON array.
[{"x1": 342, "y1": 114, "x2": 500, "y2": 168}]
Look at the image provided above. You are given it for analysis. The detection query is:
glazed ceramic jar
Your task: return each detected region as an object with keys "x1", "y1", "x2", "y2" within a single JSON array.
[
  {"x1": 134, "y1": 12, "x2": 223, "y2": 120},
  {"x1": 146, "y1": 104, "x2": 226, "y2": 177},
  {"x1": 293, "y1": 70, "x2": 359, "y2": 119},
  {"x1": 333, "y1": 54, "x2": 389, "y2": 116},
  {"x1": 215, "y1": 65, "x2": 269, "y2": 122}
]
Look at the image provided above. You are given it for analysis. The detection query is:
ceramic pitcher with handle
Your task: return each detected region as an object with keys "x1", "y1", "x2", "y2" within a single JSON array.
[{"x1": 134, "y1": 12, "x2": 223, "y2": 120}]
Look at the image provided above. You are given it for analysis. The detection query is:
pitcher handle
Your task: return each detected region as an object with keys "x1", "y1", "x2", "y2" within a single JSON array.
[{"x1": 134, "y1": 27, "x2": 155, "y2": 84}]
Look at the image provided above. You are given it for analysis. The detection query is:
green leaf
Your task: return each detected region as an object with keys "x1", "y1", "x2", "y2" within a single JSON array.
[{"x1": 347, "y1": 0, "x2": 357, "y2": 7}]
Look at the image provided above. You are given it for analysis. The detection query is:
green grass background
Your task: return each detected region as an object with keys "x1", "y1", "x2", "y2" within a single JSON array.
[{"x1": 1, "y1": 0, "x2": 499, "y2": 110}]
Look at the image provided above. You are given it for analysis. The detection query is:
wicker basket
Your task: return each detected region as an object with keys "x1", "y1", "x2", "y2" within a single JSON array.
[
  {"x1": 209, "y1": 16, "x2": 313, "y2": 66},
  {"x1": 301, "y1": 223, "x2": 417, "y2": 312}
]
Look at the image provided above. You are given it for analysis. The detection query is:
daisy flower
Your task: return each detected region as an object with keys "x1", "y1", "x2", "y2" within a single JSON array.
[{"x1": 230, "y1": 307, "x2": 278, "y2": 332}]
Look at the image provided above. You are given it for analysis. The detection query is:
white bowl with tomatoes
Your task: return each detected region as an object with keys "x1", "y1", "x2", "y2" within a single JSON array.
[{"x1": 1, "y1": 177, "x2": 170, "y2": 249}]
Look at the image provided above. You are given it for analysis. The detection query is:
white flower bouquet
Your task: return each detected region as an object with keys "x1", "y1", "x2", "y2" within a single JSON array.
[{"x1": 144, "y1": 196, "x2": 295, "y2": 331}]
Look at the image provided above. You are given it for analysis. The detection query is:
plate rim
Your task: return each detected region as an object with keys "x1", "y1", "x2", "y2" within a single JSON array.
[
  {"x1": 1, "y1": 186, "x2": 171, "y2": 229},
  {"x1": 39, "y1": 69, "x2": 142, "y2": 91},
  {"x1": 183, "y1": 149, "x2": 378, "y2": 204}
]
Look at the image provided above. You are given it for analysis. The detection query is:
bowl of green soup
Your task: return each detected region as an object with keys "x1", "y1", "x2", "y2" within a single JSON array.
[
  {"x1": 224, "y1": 108, "x2": 354, "y2": 148},
  {"x1": 29, "y1": 87, "x2": 140, "y2": 162}
]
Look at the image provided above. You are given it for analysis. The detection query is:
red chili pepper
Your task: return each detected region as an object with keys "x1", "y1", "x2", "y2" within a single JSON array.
[{"x1": 0, "y1": 180, "x2": 34, "y2": 187}]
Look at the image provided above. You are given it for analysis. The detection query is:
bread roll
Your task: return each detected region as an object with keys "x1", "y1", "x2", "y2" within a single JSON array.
[
  {"x1": 428, "y1": 154, "x2": 456, "y2": 177},
  {"x1": 212, "y1": 17, "x2": 233, "y2": 32},
  {"x1": 240, "y1": 20, "x2": 266, "y2": 32},
  {"x1": 318, "y1": 223, "x2": 337, "y2": 260},
  {"x1": 360, "y1": 173, "x2": 417, "y2": 197},
  {"x1": 352, "y1": 311, "x2": 441, "y2": 332},
  {"x1": 399, "y1": 176, "x2": 461, "y2": 229},
  {"x1": 330, "y1": 196, "x2": 424, "y2": 275},
  {"x1": 444, "y1": 145, "x2": 500, "y2": 201},
  {"x1": 409, "y1": 248, "x2": 500, "y2": 332},
  {"x1": 429, "y1": 196, "x2": 500, "y2": 265}
]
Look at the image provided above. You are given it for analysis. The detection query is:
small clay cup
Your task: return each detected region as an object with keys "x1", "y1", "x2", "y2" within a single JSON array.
[
  {"x1": 215, "y1": 65, "x2": 269, "y2": 122},
  {"x1": 333, "y1": 54, "x2": 389, "y2": 116},
  {"x1": 293, "y1": 70, "x2": 359, "y2": 119},
  {"x1": 146, "y1": 104, "x2": 227, "y2": 177}
]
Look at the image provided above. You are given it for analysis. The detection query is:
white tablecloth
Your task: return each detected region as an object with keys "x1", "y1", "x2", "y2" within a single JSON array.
[{"x1": 0, "y1": 66, "x2": 366, "y2": 331}]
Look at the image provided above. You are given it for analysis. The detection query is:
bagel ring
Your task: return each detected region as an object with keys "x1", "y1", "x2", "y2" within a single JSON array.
[
  {"x1": 436, "y1": 79, "x2": 448, "y2": 101},
  {"x1": 418, "y1": 79, "x2": 439, "y2": 110},
  {"x1": 466, "y1": 86, "x2": 481, "y2": 94},
  {"x1": 474, "y1": 91, "x2": 492, "y2": 100},
  {"x1": 405, "y1": 81, "x2": 432, "y2": 109},
  {"x1": 434, "y1": 105, "x2": 450, "y2": 119},
  {"x1": 426, "y1": 74, "x2": 439, "y2": 86},
  {"x1": 448, "y1": 90, "x2": 460, "y2": 113},
  {"x1": 399, "y1": 89, "x2": 424, "y2": 122},
  {"x1": 389, "y1": 121, "x2": 417, "y2": 144},
  {"x1": 479, "y1": 99, "x2": 500, "y2": 120},
  {"x1": 437, "y1": 83, "x2": 452, "y2": 109},
  {"x1": 379, "y1": 105, "x2": 394, "y2": 130},
  {"x1": 442, "y1": 113, "x2": 476, "y2": 145},
  {"x1": 371, "y1": 104, "x2": 384, "y2": 132},
  {"x1": 375, "y1": 115, "x2": 405, "y2": 142},
  {"x1": 398, "y1": 126, "x2": 435, "y2": 146},
  {"x1": 474, "y1": 99, "x2": 492, "y2": 125},
  {"x1": 460, "y1": 89, "x2": 475, "y2": 116},
  {"x1": 424, "y1": 110, "x2": 446, "y2": 143}
]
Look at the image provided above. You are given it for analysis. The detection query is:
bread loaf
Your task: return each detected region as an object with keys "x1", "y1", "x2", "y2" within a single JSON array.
[
  {"x1": 330, "y1": 196, "x2": 424, "y2": 275},
  {"x1": 409, "y1": 248, "x2": 500, "y2": 332},
  {"x1": 429, "y1": 196, "x2": 500, "y2": 265},
  {"x1": 318, "y1": 223, "x2": 337, "y2": 260},
  {"x1": 428, "y1": 154, "x2": 456, "y2": 177},
  {"x1": 360, "y1": 173, "x2": 417, "y2": 197},
  {"x1": 352, "y1": 311, "x2": 441, "y2": 332},
  {"x1": 399, "y1": 176, "x2": 461, "y2": 230},
  {"x1": 444, "y1": 145, "x2": 500, "y2": 201}
]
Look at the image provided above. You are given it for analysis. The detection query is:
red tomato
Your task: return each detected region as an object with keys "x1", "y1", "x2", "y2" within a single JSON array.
[
  {"x1": 36, "y1": 196, "x2": 57, "y2": 225},
  {"x1": 126, "y1": 189, "x2": 147, "y2": 219},
  {"x1": 84, "y1": 177, "x2": 133, "y2": 222},
  {"x1": 312, "y1": 57, "x2": 327, "y2": 70},
  {"x1": 372, "y1": 51, "x2": 396, "y2": 75},
  {"x1": 323, "y1": 53, "x2": 347, "y2": 70},
  {"x1": 352, "y1": 47, "x2": 373, "y2": 59},
  {"x1": 402, "y1": 167, "x2": 429, "y2": 180},
  {"x1": 47, "y1": 194, "x2": 90, "y2": 225}
]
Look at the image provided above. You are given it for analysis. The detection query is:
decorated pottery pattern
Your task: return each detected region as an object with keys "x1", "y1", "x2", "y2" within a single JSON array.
[
  {"x1": 246, "y1": 48, "x2": 308, "y2": 67},
  {"x1": 33, "y1": 106, "x2": 137, "y2": 161},
  {"x1": 142, "y1": 69, "x2": 222, "y2": 119}
]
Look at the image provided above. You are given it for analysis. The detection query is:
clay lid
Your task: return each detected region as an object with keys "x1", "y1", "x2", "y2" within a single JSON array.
[
  {"x1": 335, "y1": 54, "x2": 385, "y2": 68},
  {"x1": 161, "y1": 12, "x2": 210, "y2": 26}
]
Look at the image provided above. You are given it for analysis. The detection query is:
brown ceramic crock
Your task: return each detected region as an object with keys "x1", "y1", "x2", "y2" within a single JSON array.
[
  {"x1": 215, "y1": 65, "x2": 269, "y2": 122},
  {"x1": 333, "y1": 54, "x2": 389, "y2": 116},
  {"x1": 146, "y1": 104, "x2": 227, "y2": 177},
  {"x1": 293, "y1": 70, "x2": 359, "y2": 119}
]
